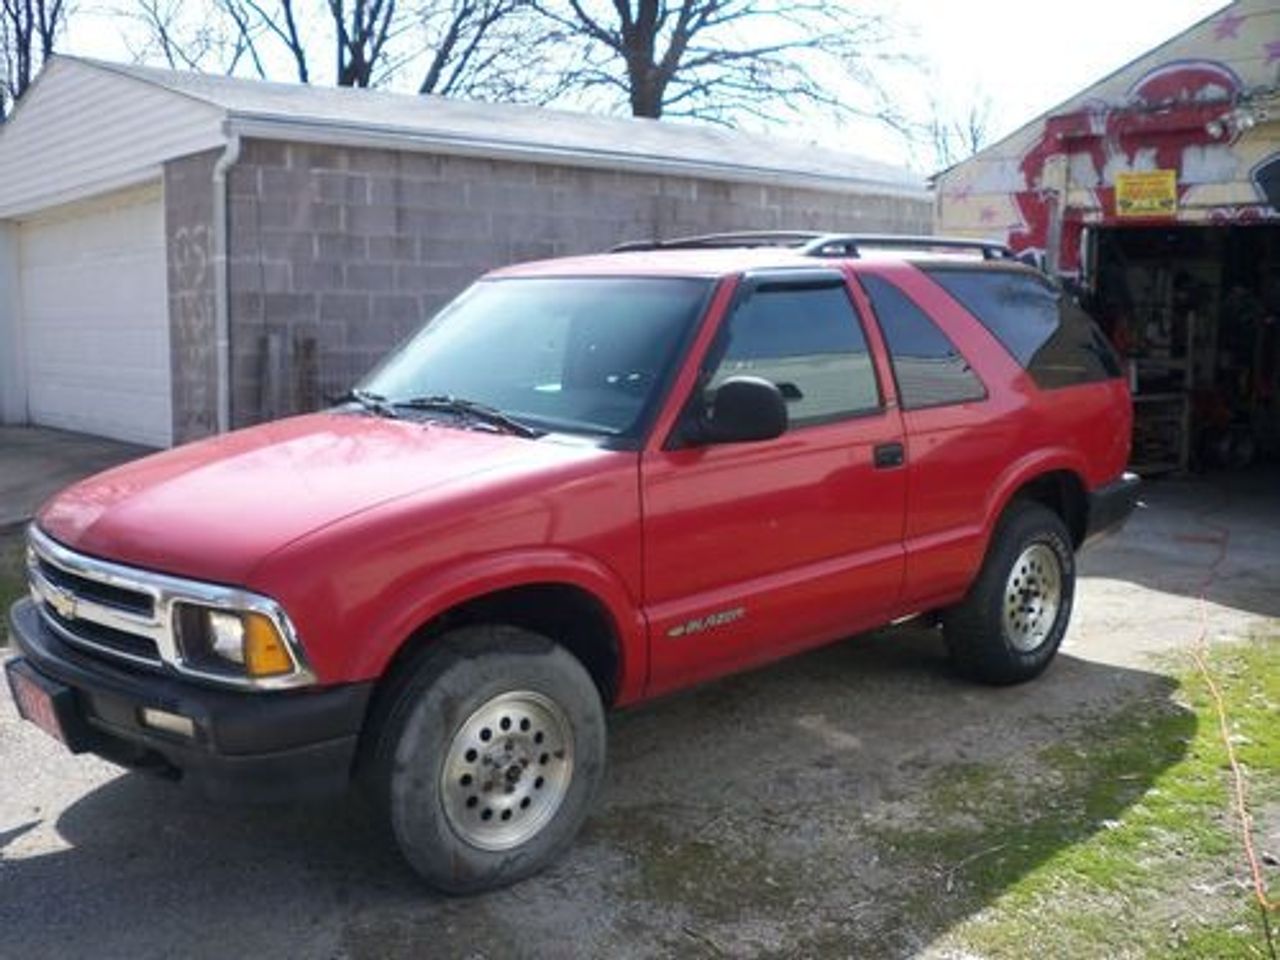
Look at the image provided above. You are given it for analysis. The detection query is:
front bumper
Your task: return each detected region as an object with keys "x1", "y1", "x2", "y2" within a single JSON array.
[
  {"x1": 6, "y1": 598, "x2": 372, "y2": 801},
  {"x1": 1084, "y1": 471, "x2": 1141, "y2": 546}
]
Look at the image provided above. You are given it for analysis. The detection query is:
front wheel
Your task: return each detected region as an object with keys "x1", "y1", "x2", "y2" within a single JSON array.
[
  {"x1": 365, "y1": 625, "x2": 606, "y2": 893},
  {"x1": 943, "y1": 501, "x2": 1075, "y2": 685}
]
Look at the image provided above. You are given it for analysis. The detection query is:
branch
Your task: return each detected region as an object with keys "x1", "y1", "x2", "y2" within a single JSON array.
[
  {"x1": 532, "y1": 0, "x2": 914, "y2": 127},
  {"x1": 236, "y1": 0, "x2": 309, "y2": 81}
]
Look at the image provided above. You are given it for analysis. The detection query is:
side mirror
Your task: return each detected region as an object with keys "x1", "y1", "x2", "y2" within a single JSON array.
[{"x1": 696, "y1": 376, "x2": 788, "y2": 445}]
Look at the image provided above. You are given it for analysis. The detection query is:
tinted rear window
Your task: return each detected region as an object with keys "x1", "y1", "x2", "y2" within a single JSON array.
[{"x1": 926, "y1": 268, "x2": 1122, "y2": 389}]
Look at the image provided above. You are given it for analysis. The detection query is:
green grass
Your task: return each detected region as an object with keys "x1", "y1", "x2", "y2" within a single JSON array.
[
  {"x1": 0, "y1": 528, "x2": 25, "y2": 646},
  {"x1": 871, "y1": 633, "x2": 1280, "y2": 959}
]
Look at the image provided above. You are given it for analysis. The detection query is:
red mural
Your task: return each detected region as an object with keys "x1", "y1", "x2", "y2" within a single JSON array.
[{"x1": 1010, "y1": 60, "x2": 1265, "y2": 272}]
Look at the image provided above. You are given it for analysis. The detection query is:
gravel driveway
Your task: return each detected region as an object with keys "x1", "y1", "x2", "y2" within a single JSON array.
[{"x1": 2, "y1": 470, "x2": 1276, "y2": 959}]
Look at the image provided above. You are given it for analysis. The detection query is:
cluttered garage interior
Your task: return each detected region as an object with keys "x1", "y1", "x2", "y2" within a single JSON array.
[{"x1": 937, "y1": 0, "x2": 1279, "y2": 475}]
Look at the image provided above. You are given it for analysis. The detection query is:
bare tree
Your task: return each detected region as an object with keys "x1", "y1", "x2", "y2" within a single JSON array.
[
  {"x1": 233, "y1": 0, "x2": 309, "y2": 81},
  {"x1": 528, "y1": 0, "x2": 908, "y2": 129},
  {"x1": 125, "y1": 0, "x2": 267, "y2": 76},
  {"x1": 415, "y1": 0, "x2": 526, "y2": 95},
  {"x1": 2, "y1": 0, "x2": 66, "y2": 117},
  {"x1": 328, "y1": 0, "x2": 397, "y2": 86},
  {"x1": 182, "y1": 0, "x2": 526, "y2": 95},
  {"x1": 129, "y1": 0, "x2": 373, "y2": 88},
  {"x1": 0, "y1": 12, "x2": 11, "y2": 114},
  {"x1": 921, "y1": 94, "x2": 993, "y2": 171}
]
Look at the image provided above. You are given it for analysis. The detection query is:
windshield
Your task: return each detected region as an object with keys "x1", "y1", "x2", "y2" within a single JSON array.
[{"x1": 359, "y1": 277, "x2": 712, "y2": 438}]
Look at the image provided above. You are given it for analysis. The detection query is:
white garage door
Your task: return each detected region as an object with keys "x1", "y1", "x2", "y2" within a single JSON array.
[{"x1": 20, "y1": 184, "x2": 172, "y2": 447}]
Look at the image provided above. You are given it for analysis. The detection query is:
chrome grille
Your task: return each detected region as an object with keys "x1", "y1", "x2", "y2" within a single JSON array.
[
  {"x1": 35, "y1": 555, "x2": 155, "y2": 618},
  {"x1": 43, "y1": 605, "x2": 162, "y2": 661},
  {"x1": 28, "y1": 531, "x2": 167, "y2": 668},
  {"x1": 24, "y1": 525, "x2": 315, "y2": 690}
]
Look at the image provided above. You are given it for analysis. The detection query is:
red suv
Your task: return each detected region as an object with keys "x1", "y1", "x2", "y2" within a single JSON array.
[{"x1": 6, "y1": 232, "x2": 1138, "y2": 892}]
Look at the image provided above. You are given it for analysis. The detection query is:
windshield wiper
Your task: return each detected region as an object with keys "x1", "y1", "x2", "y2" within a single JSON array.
[
  {"x1": 395, "y1": 395, "x2": 543, "y2": 438},
  {"x1": 334, "y1": 388, "x2": 401, "y2": 419}
]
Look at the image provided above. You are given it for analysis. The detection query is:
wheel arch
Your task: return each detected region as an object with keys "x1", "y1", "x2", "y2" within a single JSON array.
[
  {"x1": 383, "y1": 582, "x2": 627, "y2": 705},
  {"x1": 1008, "y1": 470, "x2": 1088, "y2": 548},
  {"x1": 350, "y1": 550, "x2": 646, "y2": 708},
  {"x1": 984, "y1": 452, "x2": 1090, "y2": 550}
]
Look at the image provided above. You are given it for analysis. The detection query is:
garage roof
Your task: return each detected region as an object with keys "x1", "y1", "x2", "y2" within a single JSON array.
[{"x1": 0, "y1": 56, "x2": 927, "y2": 218}]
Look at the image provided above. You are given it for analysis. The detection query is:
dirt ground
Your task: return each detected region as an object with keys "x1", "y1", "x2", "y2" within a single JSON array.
[{"x1": 1, "y1": 469, "x2": 1277, "y2": 959}]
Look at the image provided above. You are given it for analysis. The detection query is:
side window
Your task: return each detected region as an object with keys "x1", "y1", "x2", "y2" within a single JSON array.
[
  {"x1": 926, "y1": 268, "x2": 1123, "y2": 389},
  {"x1": 859, "y1": 274, "x2": 986, "y2": 409},
  {"x1": 708, "y1": 281, "x2": 880, "y2": 426}
]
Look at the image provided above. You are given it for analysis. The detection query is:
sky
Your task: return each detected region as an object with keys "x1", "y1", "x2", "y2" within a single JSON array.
[
  {"x1": 887, "y1": 0, "x2": 1228, "y2": 154},
  {"x1": 58, "y1": 0, "x2": 1232, "y2": 171},
  {"x1": 822, "y1": 0, "x2": 1231, "y2": 168}
]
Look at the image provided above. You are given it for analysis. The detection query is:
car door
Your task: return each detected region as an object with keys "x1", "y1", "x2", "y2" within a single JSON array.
[
  {"x1": 641, "y1": 271, "x2": 907, "y2": 697},
  {"x1": 853, "y1": 264, "x2": 1021, "y2": 611}
]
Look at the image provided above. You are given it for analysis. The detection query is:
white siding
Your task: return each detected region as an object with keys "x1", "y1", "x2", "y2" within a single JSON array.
[
  {"x1": 0, "y1": 59, "x2": 225, "y2": 219},
  {"x1": 19, "y1": 184, "x2": 172, "y2": 446}
]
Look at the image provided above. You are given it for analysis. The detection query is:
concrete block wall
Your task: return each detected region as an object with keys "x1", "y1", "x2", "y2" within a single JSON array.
[
  {"x1": 224, "y1": 138, "x2": 931, "y2": 427},
  {"x1": 164, "y1": 150, "x2": 220, "y2": 443}
]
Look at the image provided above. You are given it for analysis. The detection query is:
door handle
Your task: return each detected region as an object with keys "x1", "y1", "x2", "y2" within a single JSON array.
[{"x1": 873, "y1": 442, "x2": 905, "y2": 469}]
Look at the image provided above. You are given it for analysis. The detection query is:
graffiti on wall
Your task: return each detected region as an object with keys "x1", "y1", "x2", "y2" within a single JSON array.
[
  {"x1": 169, "y1": 221, "x2": 218, "y2": 441},
  {"x1": 1009, "y1": 59, "x2": 1280, "y2": 271},
  {"x1": 940, "y1": 2, "x2": 1280, "y2": 275}
]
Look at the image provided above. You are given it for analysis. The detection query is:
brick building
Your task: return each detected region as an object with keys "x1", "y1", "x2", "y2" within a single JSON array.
[{"x1": 0, "y1": 57, "x2": 930, "y2": 448}]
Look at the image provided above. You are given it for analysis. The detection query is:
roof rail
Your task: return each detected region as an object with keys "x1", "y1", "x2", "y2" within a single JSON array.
[
  {"x1": 610, "y1": 231, "x2": 824, "y2": 253},
  {"x1": 609, "y1": 231, "x2": 1015, "y2": 261},
  {"x1": 801, "y1": 234, "x2": 1015, "y2": 260}
]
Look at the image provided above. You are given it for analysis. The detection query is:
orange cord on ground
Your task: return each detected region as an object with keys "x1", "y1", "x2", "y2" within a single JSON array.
[{"x1": 1181, "y1": 518, "x2": 1278, "y2": 914}]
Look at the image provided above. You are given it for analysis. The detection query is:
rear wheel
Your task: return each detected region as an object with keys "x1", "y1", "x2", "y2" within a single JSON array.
[
  {"x1": 366, "y1": 625, "x2": 606, "y2": 893},
  {"x1": 943, "y1": 501, "x2": 1075, "y2": 685}
]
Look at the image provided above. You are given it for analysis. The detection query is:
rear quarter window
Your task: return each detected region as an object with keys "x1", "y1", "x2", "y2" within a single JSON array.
[
  {"x1": 859, "y1": 274, "x2": 986, "y2": 410},
  {"x1": 925, "y1": 267, "x2": 1122, "y2": 389}
]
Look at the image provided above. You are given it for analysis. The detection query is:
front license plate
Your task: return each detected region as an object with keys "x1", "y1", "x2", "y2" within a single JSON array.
[{"x1": 5, "y1": 660, "x2": 68, "y2": 746}]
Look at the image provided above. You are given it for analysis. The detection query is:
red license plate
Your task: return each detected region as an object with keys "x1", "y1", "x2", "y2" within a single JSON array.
[{"x1": 7, "y1": 663, "x2": 67, "y2": 746}]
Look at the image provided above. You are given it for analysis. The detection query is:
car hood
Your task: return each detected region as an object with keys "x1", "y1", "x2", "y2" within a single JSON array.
[{"x1": 38, "y1": 412, "x2": 609, "y2": 585}]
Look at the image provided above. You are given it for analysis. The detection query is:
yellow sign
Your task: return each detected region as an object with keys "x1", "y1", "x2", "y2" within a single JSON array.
[{"x1": 1115, "y1": 169, "x2": 1178, "y2": 218}]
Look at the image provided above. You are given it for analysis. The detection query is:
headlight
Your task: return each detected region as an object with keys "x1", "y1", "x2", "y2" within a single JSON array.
[
  {"x1": 176, "y1": 604, "x2": 297, "y2": 679},
  {"x1": 207, "y1": 610, "x2": 247, "y2": 663}
]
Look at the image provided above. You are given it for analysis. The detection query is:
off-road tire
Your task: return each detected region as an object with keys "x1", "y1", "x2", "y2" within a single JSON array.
[
  {"x1": 943, "y1": 501, "x2": 1075, "y2": 685},
  {"x1": 364, "y1": 625, "x2": 606, "y2": 894}
]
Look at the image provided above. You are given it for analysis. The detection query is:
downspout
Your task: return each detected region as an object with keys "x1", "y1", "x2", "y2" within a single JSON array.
[
  {"x1": 1042, "y1": 152, "x2": 1069, "y2": 276},
  {"x1": 212, "y1": 128, "x2": 242, "y2": 434}
]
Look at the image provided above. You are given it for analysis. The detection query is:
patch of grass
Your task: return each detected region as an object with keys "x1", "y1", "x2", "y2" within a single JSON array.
[
  {"x1": 871, "y1": 633, "x2": 1280, "y2": 959},
  {"x1": 0, "y1": 528, "x2": 25, "y2": 646},
  {"x1": 592, "y1": 807, "x2": 808, "y2": 924}
]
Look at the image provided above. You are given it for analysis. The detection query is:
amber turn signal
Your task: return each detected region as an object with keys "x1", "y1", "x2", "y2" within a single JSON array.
[{"x1": 243, "y1": 612, "x2": 294, "y2": 677}]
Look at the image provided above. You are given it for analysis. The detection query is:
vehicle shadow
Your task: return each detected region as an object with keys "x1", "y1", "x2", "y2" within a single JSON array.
[
  {"x1": 1080, "y1": 465, "x2": 1280, "y2": 619},
  {"x1": 0, "y1": 626, "x2": 1190, "y2": 959}
]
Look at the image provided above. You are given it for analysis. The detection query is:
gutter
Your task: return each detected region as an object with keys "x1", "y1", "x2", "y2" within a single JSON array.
[{"x1": 211, "y1": 128, "x2": 241, "y2": 434}]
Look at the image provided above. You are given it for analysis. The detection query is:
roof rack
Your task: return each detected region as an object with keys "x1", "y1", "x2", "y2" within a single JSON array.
[
  {"x1": 802, "y1": 234, "x2": 1014, "y2": 260},
  {"x1": 610, "y1": 231, "x2": 824, "y2": 253},
  {"x1": 610, "y1": 231, "x2": 1014, "y2": 260}
]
